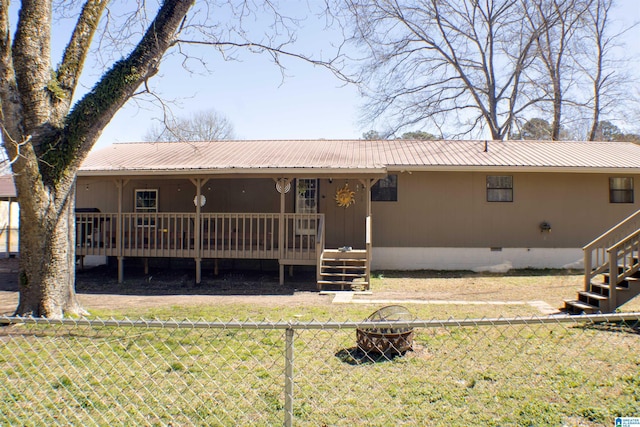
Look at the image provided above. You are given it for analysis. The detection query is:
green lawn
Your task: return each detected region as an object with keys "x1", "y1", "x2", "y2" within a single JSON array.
[{"x1": 2, "y1": 270, "x2": 639, "y2": 426}]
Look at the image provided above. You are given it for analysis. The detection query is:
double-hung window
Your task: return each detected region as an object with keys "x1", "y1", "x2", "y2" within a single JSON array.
[
  {"x1": 609, "y1": 177, "x2": 634, "y2": 203},
  {"x1": 135, "y1": 189, "x2": 158, "y2": 227},
  {"x1": 487, "y1": 176, "x2": 513, "y2": 202}
]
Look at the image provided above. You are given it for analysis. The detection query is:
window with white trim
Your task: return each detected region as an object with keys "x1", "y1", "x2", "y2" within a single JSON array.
[
  {"x1": 295, "y1": 179, "x2": 318, "y2": 235},
  {"x1": 135, "y1": 189, "x2": 158, "y2": 227}
]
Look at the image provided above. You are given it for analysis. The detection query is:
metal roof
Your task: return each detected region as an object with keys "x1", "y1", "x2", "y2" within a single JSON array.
[{"x1": 79, "y1": 139, "x2": 640, "y2": 176}]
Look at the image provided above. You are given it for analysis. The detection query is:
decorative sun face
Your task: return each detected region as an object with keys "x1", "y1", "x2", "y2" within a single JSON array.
[{"x1": 335, "y1": 183, "x2": 356, "y2": 208}]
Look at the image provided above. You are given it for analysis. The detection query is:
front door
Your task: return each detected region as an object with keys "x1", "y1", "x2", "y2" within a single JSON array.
[{"x1": 295, "y1": 178, "x2": 318, "y2": 235}]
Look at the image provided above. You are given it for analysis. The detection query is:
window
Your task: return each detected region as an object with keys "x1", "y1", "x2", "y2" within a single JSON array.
[
  {"x1": 135, "y1": 189, "x2": 158, "y2": 227},
  {"x1": 609, "y1": 177, "x2": 634, "y2": 203},
  {"x1": 135, "y1": 189, "x2": 158, "y2": 212},
  {"x1": 487, "y1": 176, "x2": 513, "y2": 202},
  {"x1": 372, "y1": 174, "x2": 398, "y2": 201}
]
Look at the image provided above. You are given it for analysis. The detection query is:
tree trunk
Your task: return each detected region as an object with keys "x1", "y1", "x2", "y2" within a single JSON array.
[
  {"x1": 15, "y1": 187, "x2": 85, "y2": 318},
  {"x1": 551, "y1": 86, "x2": 562, "y2": 141},
  {"x1": 0, "y1": 0, "x2": 194, "y2": 317}
]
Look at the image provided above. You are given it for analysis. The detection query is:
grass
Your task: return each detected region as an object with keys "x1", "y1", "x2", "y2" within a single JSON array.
[
  {"x1": 82, "y1": 268, "x2": 640, "y2": 321},
  {"x1": 1, "y1": 314, "x2": 638, "y2": 426},
  {"x1": 1, "y1": 269, "x2": 640, "y2": 426}
]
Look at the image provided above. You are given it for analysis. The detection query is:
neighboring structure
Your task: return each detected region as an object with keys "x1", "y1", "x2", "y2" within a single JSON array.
[
  {"x1": 76, "y1": 139, "x2": 640, "y2": 296},
  {"x1": 0, "y1": 174, "x2": 18, "y2": 257}
]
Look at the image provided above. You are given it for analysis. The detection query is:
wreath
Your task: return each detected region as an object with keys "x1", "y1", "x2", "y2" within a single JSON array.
[{"x1": 335, "y1": 183, "x2": 356, "y2": 208}]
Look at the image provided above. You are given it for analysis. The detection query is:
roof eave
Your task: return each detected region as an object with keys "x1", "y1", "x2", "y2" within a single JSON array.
[
  {"x1": 386, "y1": 165, "x2": 640, "y2": 174},
  {"x1": 77, "y1": 167, "x2": 388, "y2": 177}
]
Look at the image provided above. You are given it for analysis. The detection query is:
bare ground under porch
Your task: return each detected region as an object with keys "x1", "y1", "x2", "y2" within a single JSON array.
[{"x1": 77, "y1": 257, "x2": 320, "y2": 296}]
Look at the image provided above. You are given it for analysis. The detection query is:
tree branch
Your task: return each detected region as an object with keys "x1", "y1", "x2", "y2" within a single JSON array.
[
  {"x1": 12, "y1": 0, "x2": 52, "y2": 136},
  {"x1": 176, "y1": 39, "x2": 355, "y2": 84},
  {"x1": 56, "y1": 0, "x2": 110, "y2": 112},
  {"x1": 44, "y1": 0, "x2": 195, "y2": 184},
  {"x1": 0, "y1": 0, "x2": 22, "y2": 143}
]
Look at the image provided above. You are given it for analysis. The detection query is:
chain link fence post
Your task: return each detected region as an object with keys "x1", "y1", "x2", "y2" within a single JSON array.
[{"x1": 284, "y1": 327, "x2": 295, "y2": 427}]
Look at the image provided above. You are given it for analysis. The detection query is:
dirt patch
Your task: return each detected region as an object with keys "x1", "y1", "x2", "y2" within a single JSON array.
[
  {"x1": 1, "y1": 257, "x2": 607, "y2": 316},
  {"x1": 0, "y1": 257, "x2": 330, "y2": 315}
]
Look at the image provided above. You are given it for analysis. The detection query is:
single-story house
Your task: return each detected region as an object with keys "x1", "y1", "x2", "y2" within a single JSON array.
[
  {"x1": 0, "y1": 174, "x2": 18, "y2": 257},
  {"x1": 76, "y1": 139, "x2": 640, "y2": 306}
]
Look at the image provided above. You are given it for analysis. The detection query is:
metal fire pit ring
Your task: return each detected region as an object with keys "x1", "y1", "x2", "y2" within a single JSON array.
[{"x1": 356, "y1": 305, "x2": 414, "y2": 355}]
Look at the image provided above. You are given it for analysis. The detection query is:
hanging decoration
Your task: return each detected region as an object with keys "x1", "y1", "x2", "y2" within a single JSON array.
[
  {"x1": 335, "y1": 183, "x2": 356, "y2": 208},
  {"x1": 193, "y1": 194, "x2": 207, "y2": 207},
  {"x1": 297, "y1": 180, "x2": 308, "y2": 195},
  {"x1": 275, "y1": 180, "x2": 291, "y2": 194}
]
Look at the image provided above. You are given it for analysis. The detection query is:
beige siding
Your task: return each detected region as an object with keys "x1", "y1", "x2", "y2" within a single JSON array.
[
  {"x1": 78, "y1": 172, "x2": 640, "y2": 251},
  {"x1": 76, "y1": 179, "x2": 119, "y2": 212},
  {"x1": 372, "y1": 171, "x2": 640, "y2": 248},
  {"x1": 77, "y1": 178, "x2": 289, "y2": 214},
  {"x1": 318, "y1": 179, "x2": 367, "y2": 248}
]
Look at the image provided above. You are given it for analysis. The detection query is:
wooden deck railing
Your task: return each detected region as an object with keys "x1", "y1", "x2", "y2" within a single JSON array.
[
  {"x1": 76, "y1": 212, "x2": 324, "y2": 263},
  {"x1": 583, "y1": 209, "x2": 640, "y2": 288},
  {"x1": 606, "y1": 229, "x2": 640, "y2": 308},
  {"x1": 200, "y1": 213, "x2": 278, "y2": 259}
]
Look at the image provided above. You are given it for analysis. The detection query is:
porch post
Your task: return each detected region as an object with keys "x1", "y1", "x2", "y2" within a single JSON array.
[
  {"x1": 276, "y1": 177, "x2": 291, "y2": 285},
  {"x1": 5, "y1": 197, "x2": 12, "y2": 257},
  {"x1": 116, "y1": 179, "x2": 124, "y2": 283},
  {"x1": 361, "y1": 178, "x2": 377, "y2": 287},
  {"x1": 191, "y1": 178, "x2": 203, "y2": 284}
]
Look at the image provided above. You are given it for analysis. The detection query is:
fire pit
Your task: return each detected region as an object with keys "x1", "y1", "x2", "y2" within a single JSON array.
[{"x1": 356, "y1": 305, "x2": 414, "y2": 355}]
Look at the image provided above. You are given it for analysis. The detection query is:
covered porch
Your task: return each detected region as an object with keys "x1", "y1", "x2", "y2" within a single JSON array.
[{"x1": 75, "y1": 176, "x2": 377, "y2": 288}]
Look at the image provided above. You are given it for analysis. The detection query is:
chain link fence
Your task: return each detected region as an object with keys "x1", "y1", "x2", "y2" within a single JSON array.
[{"x1": 1, "y1": 313, "x2": 639, "y2": 426}]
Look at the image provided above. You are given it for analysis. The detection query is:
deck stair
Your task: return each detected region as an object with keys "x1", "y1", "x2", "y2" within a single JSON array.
[
  {"x1": 317, "y1": 249, "x2": 369, "y2": 291},
  {"x1": 565, "y1": 264, "x2": 640, "y2": 314},
  {"x1": 565, "y1": 209, "x2": 640, "y2": 314}
]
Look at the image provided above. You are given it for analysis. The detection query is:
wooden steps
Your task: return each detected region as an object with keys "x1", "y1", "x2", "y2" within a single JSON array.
[
  {"x1": 563, "y1": 299, "x2": 599, "y2": 315},
  {"x1": 564, "y1": 259, "x2": 640, "y2": 314},
  {"x1": 569, "y1": 210, "x2": 640, "y2": 314},
  {"x1": 317, "y1": 249, "x2": 369, "y2": 291}
]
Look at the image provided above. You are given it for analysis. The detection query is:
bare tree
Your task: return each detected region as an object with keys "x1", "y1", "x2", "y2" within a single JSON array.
[
  {"x1": 577, "y1": 0, "x2": 636, "y2": 141},
  {"x1": 342, "y1": 0, "x2": 548, "y2": 140},
  {"x1": 145, "y1": 109, "x2": 236, "y2": 142},
  {"x1": 0, "y1": 1, "x2": 346, "y2": 318},
  {"x1": 524, "y1": 0, "x2": 591, "y2": 140},
  {"x1": 341, "y1": 0, "x2": 638, "y2": 142}
]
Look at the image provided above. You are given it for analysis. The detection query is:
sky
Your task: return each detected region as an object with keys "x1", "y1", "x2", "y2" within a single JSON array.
[{"x1": 78, "y1": 1, "x2": 640, "y2": 151}]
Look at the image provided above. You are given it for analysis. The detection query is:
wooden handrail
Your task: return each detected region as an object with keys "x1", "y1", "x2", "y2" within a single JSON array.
[
  {"x1": 583, "y1": 209, "x2": 640, "y2": 252},
  {"x1": 606, "y1": 229, "x2": 640, "y2": 308},
  {"x1": 583, "y1": 209, "x2": 640, "y2": 289}
]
